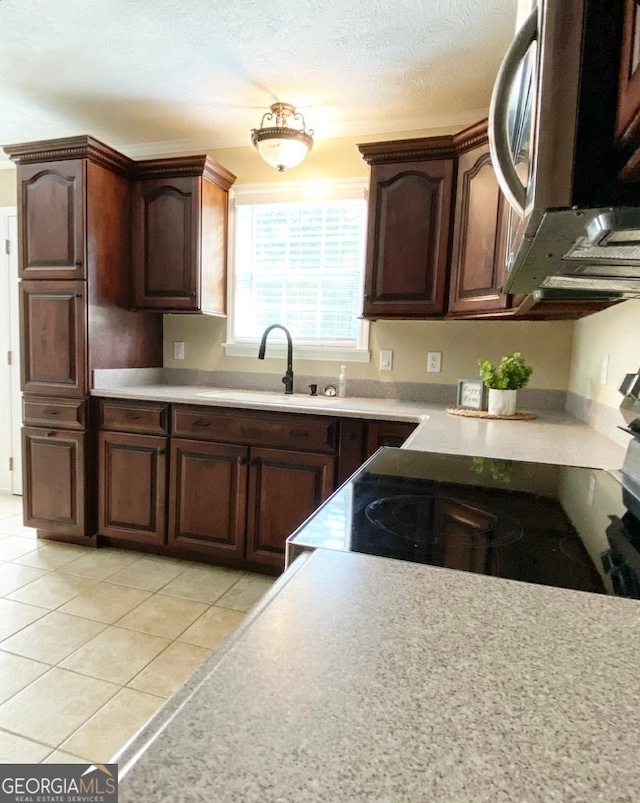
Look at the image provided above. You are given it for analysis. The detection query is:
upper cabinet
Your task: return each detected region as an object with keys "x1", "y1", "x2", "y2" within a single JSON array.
[
  {"x1": 617, "y1": 0, "x2": 640, "y2": 180},
  {"x1": 617, "y1": 0, "x2": 640, "y2": 145},
  {"x1": 132, "y1": 156, "x2": 236, "y2": 314},
  {"x1": 448, "y1": 122, "x2": 510, "y2": 317},
  {"x1": 18, "y1": 159, "x2": 85, "y2": 280},
  {"x1": 358, "y1": 139, "x2": 454, "y2": 319},
  {"x1": 359, "y1": 122, "x2": 619, "y2": 321}
]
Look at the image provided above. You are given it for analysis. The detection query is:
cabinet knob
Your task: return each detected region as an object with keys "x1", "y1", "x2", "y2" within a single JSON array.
[
  {"x1": 74, "y1": 261, "x2": 82, "y2": 267},
  {"x1": 74, "y1": 293, "x2": 83, "y2": 298},
  {"x1": 44, "y1": 410, "x2": 60, "y2": 416},
  {"x1": 157, "y1": 448, "x2": 166, "y2": 455},
  {"x1": 192, "y1": 420, "x2": 211, "y2": 428},
  {"x1": 46, "y1": 430, "x2": 56, "y2": 437},
  {"x1": 239, "y1": 456, "x2": 249, "y2": 466},
  {"x1": 124, "y1": 414, "x2": 140, "y2": 420},
  {"x1": 289, "y1": 429, "x2": 309, "y2": 438}
]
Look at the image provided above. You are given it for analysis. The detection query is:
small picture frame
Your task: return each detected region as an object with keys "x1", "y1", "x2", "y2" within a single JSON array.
[{"x1": 456, "y1": 379, "x2": 487, "y2": 410}]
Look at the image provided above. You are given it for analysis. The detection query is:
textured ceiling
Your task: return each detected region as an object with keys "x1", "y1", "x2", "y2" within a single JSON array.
[{"x1": 0, "y1": 0, "x2": 516, "y2": 164}]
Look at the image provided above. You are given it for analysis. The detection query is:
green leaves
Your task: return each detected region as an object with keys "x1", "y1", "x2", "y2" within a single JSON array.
[{"x1": 478, "y1": 352, "x2": 533, "y2": 390}]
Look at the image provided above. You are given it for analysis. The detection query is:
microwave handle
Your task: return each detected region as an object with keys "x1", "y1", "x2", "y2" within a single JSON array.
[{"x1": 488, "y1": 7, "x2": 538, "y2": 217}]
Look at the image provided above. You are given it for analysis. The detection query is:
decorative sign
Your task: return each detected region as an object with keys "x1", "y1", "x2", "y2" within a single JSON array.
[{"x1": 456, "y1": 379, "x2": 486, "y2": 410}]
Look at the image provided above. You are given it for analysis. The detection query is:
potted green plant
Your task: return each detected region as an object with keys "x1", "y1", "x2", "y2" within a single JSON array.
[{"x1": 478, "y1": 352, "x2": 533, "y2": 416}]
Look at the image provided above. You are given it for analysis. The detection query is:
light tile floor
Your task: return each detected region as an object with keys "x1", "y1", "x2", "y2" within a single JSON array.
[{"x1": 0, "y1": 492, "x2": 276, "y2": 765}]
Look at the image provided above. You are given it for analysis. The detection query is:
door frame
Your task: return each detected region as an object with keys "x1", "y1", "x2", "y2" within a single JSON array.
[{"x1": 0, "y1": 206, "x2": 21, "y2": 494}]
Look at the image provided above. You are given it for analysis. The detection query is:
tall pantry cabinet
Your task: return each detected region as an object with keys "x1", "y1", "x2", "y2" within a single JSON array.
[{"x1": 4, "y1": 136, "x2": 163, "y2": 542}]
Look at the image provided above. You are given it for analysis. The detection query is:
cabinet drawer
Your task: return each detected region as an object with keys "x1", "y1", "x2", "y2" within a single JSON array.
[
  {"x1": 100, "y1": 399, "x2": 169, "y2": 435},
  {"x1": 172, "y1": 405, "x2": 337, "y2": 453},
  {"x1": 23, "y1": 397, "x2": 86, "y2": 430}
]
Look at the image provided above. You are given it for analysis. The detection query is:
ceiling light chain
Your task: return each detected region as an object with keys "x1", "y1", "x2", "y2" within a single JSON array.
[{"x1": 251, "y1": 102, "x2": 314, "y2": 172}]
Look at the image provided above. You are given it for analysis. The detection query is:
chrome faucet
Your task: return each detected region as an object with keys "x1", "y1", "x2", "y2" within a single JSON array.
[{"x1": 258, "y1": 324, "x2": 294, "y2": 394}]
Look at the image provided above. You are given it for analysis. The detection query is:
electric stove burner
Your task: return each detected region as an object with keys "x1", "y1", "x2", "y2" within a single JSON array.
[
  {"x1": 364, "y1": 494, "x2": 524, "y2": 547},
  {"x1": 559, "y1": 535, "x2": 597, "y2": 566}
]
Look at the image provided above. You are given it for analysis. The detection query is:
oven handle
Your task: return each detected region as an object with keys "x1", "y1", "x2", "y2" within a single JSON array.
[{"x1": 488, "y1": 7, "x2": 537, "y2": 217}]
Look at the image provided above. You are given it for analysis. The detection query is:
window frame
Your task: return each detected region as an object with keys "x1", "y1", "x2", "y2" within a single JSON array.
[{"x1": 223, "y1": 179, "x2": 370, "y2": 363}]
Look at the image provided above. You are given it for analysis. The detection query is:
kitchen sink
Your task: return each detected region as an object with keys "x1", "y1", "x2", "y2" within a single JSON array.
[{"x1": 196, "y1": 389, "x2": 341, "y2": 406}]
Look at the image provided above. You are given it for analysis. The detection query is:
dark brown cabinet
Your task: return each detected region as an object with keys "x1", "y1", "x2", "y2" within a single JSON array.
[
  {"x1": 246, "y1": 447, "x2": 334, "y2": 568},
  {"x1": 99, "y1": 431, "x2": 167, "y2": 545},
  {"x1": 617, "y1": 0, "x2": 640, "y2": 144},
  {"x1": 98, "y1": 400, "x2": 169, "y2": 545},
  {"x1": 4, "y1": 135, "x2": 164, "y2": 542},
  {"x1": 358, "y1": 139, "x2": 455, "y2": 319},
  {"x1": 20, "y1": 280, "x2": 87, "y2": 396},
  {"x1": 358, "y1": 124, "x2": 618, "y2": 321},
  {"x1": 448, "y1": 123, "x2": 510, "y2": 316},
  {"x1": 168, "y1": 439, "x2": 248, "y2": 561},
  {"x1": 132, "y1": 156, "x2": 236, "y2": 314},
  {"x1": 366, "y1": 420, "x2": 417, "y2": 455},
  {"x1": 169, "y1": 404, "x2": 336, "y2": 570},
  {"x1": 18, "y1": 160, "x2": 85, "y2": 280},
  {"x1": 22, "y1": 426, "x2": 86, "y2": 536}
]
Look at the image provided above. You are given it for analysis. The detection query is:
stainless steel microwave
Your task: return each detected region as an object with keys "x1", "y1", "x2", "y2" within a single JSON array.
[{"x1": 488, "y1": 0, "x2": 640, "y2": 299}]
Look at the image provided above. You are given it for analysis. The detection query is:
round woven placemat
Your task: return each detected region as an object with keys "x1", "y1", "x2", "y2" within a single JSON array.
[{"x1": 446, "y1": 407, "x2": 537, "y2": 421}]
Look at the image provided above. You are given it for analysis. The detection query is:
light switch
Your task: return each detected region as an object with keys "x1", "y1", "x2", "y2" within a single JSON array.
[
  {"x1": 173, "y1": 341, "x2": 185, "y2": 360},
  {"x1": 379, "y1": 350, "x2": 393, "y2": 371}
]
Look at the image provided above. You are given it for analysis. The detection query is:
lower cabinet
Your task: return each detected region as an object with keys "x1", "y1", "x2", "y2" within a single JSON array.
[
  {"x1": 22, "y1": 396, "x2": 88, "y2": 537},
  {"x1": 22, "y1": 426, "x2": 86, "y2": 536},
  {"x1": 167, "y1": 439, "x2": 248, "y2": 561},
  {"x1": 245, "y1": 447, "x2": 335, "y2": 568},
  {"x1": 96, "y1": 398, "x2": 417, "y2": 572},
  {"x1": 98, "y1": 431, "x2": 167, "y2": 545}
]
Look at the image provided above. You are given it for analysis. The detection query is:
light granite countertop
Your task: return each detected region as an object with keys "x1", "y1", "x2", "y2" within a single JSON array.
[
  {"x1": 91, "y1": 384, "x2": 628, "y2": 469},
  {"x1": 116, "y1": 548, "x2": 640, "y2": 802}
]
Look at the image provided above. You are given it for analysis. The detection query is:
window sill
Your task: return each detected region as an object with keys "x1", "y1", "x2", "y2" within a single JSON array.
[{"x1": 222, "y1": 342, "x2": 371, "y2": 363}]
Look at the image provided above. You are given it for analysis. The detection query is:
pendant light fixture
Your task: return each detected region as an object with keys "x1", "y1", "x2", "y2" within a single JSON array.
[{"x1": 251, "y1": 102, "x2": 314, "y2": 172}]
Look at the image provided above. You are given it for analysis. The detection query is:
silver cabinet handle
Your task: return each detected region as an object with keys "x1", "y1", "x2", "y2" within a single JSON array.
[{"x1": 488, "y1": 7, "x2": 537, "y2": 217}]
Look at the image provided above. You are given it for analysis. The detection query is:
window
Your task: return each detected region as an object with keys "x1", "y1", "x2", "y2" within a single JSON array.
[{"x1": 225, "y1": 181, "x2": 370, "y2": 361}]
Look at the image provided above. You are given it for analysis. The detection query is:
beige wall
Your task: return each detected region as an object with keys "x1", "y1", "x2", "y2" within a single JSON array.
[
  {"x1": 164, "y1": 313, "x2": 574, "y2": 390},
  {"x1": 0, "y1": 168, "x2": 16, "y2": 206},
  {"x1": 568, "y1": 300, "x2": 640, "y2": 407}
]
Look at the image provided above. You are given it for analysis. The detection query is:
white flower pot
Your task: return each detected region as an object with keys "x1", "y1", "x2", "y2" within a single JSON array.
[{"x1": 487, "y1": 388, "x2": 517, "y2": 416}]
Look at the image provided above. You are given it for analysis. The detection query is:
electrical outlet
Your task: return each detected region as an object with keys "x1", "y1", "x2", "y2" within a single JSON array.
[
  {"x1": 600, "y1": 354, "x2": 609, "y2": 385},
  {"x1": 427, "y1": 351, "x2": 442, "y2": 373},
  {"x1": 173, "y1": 341, "x2": 185, "y2": 360},
  {"x1": 379, "y1": 349, "x2": 393, "y2": 371}
]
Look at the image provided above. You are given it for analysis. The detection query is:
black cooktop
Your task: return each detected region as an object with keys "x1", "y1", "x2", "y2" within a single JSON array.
[{"x1": 287, "y1": 448, "x2": 640, "y2": 598}]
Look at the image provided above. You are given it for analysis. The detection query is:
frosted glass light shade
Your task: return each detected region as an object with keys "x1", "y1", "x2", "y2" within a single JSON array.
[{"x1": 254, "y1": 134, "x2": 312, "y2": 172}]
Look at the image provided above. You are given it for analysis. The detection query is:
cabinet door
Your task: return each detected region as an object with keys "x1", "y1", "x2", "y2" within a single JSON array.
[
  {"x1": 366, "y1": 421, "x2": 417, "y2": 457},
  {"x1": 18, "y1": 160, "x2": 85, "y2": 279},
  {"x1": 617, "y1": 0, "x2": 640, "y2": 141},
  {"x1": 246, "y1": 447, "x2": 335, "y2": 569},
  {"x1": 132, "y1": 176, "x2": 201, "y2": 311},
  {"x1": 363, "y1": 158, "x2": 454, "y2": 318},
  {"x1": 448, "y1": 146, "x2": 510, "y2": 315},
  {"x1": 20, "y1": 280, "x2": 86, "y2": 396},
  {"x1": 22, "y1": 426, "x2": 85, "y2": 536},
  {"x1": 168, "y1": 439, "x2": 247, "y2": 560},
  {"x1": 98, "y1": 431, "x2": 167, "y2": 545}
]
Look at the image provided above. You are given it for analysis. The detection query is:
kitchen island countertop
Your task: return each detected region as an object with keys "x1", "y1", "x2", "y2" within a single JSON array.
[
  {"x1": 91, "y1": 384, "x2": 628, "y2": 469},
  {"x1": 116, "y1": 548, "x2": 640, "y2": 802}
]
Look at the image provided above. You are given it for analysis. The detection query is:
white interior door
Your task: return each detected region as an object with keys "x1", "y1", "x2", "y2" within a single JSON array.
[{"x1": 0, "y1": 207, "x2": 21, "y2": 495}]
